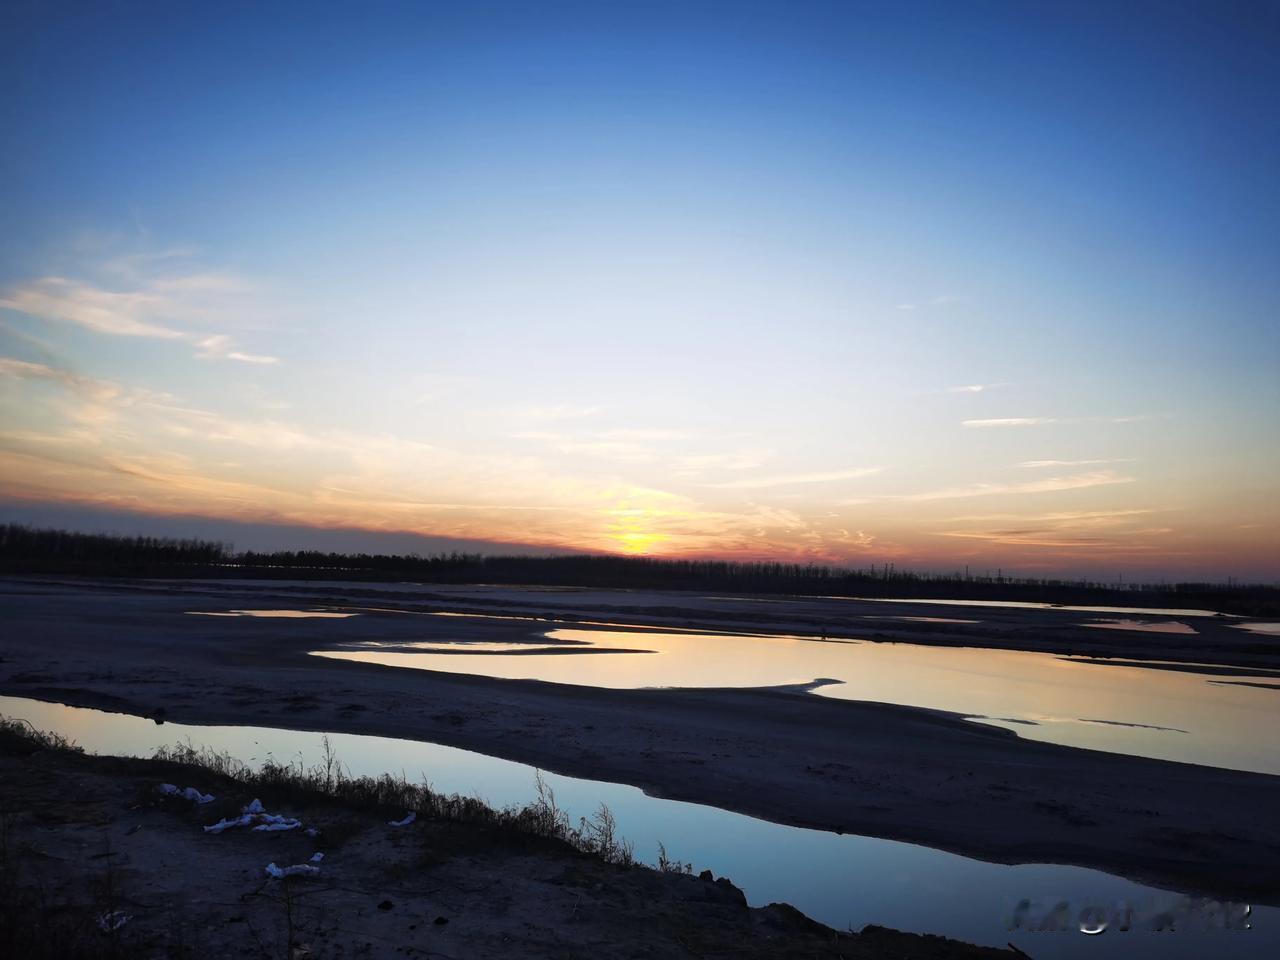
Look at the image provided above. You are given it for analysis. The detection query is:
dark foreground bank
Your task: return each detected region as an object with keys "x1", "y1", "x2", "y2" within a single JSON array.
[{"x1": 0, "y1": 720, "x2": 1015, "y2": 960}]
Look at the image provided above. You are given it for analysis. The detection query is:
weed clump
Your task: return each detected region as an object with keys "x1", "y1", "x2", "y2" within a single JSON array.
[
  {"x1": 2, "y1": 717, "x2": 682, "y2": 874},
  {"x1": 153, "y1": 737, "x2": 643, "y2": 866}
]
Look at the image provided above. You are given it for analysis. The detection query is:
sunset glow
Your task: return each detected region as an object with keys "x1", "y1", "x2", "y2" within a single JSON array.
[{"x1": 1, "y1": 4, "x2": 1276, "y2": 579}]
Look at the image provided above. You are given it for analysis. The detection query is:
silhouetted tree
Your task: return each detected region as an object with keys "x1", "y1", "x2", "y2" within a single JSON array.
[{"x1": 1, "y1": 523, "x2": 1275, "y2": 616}]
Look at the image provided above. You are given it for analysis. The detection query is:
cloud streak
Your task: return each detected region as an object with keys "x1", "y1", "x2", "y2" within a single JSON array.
[
  {"x1": 840, "y1": 470, "x2": 1136, "y2": 505},
  {"x1": 0, "y1": 356, "x2": 870, "y2": 562},
  {"x1": 946, "y1": 382, "x2": 1012, "y2": 394},
  {"x1": 0, "y1": 270, "x2": 278, "y2": 365},
  {"x1": 963, "y1": 416, "x2": 1151, "y2": 428},
  {"x1": 0, "y1": 277, "x2": 185, "y2": 339},
  {"x1": 516, "y1": 404, "x2": 602, "y2": 420},
  {"x1": 708, "y1": 467, "x2": 882, "y2": 490},
  {"x1": 944, "y1": 508, "x2": 1160, "y2": 524},
  {"x1": 1017, "y1": 458, "x2": 1137, "y2": 469},
  {"x1": 195, "y1": 335, "x2": 279, "y2": 365}
]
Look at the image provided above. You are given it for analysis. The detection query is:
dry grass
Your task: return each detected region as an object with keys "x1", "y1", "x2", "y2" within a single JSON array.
[
  {"x1": 2, "y1": 715, "x2": 643, "y2": 869},
  {"x1": 153, "y1": 735, "x2": 639, "y2": 866},
  {"x1": 0, "y1": 715, "x2": 83, "y2": 754},
  {"x1": 0, "y1": 715, "x2": 653, "y2": 959}
]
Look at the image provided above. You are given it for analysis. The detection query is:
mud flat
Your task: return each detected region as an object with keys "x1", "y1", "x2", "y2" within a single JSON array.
[{"x1": 2, "y1": 576, "x2": 1279, "y2": 909}]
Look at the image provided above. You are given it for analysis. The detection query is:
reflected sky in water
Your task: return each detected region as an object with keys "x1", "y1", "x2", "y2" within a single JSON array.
[
  {"x1": 1083, "y1": 619, "x2": 1198, "y2": 635},
  {"x1": 316, "y1": 627, "x2": 1280, "y2": 774},
  {"x1": 188, "y1": 609, "x2": 358, "y2": 619},
  {"x1": 0, "y1": 694, "x2": 1273, "y2": 960},
  {"x1": 838, "y1": 597, "x2": 1233, "y2": 617},
  {"x1": 1235, "y1": 622, "x2": 1280, "y2": 636}
]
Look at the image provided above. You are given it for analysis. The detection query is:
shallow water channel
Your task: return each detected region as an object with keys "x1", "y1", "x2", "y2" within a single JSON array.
[
  {"x1": 314, "y1": 623, "x2": 1280, "y2": 775},
  {"x1": 2, "y1": 694, "x2": 1273, "y2": 959}
]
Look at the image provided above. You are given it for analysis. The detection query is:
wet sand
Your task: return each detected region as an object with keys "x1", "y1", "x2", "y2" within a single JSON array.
[
  {"x1": 148, "y1": 576, "x2": 1280, "y2": 670},
  {"x1": 2, "y1": 576, "x2": 1279, "y2": 906}
]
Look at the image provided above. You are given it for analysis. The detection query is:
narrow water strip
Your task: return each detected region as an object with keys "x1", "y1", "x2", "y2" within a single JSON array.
[{"x1": 2, "y1": 694, "x2": 1273, "y2": 959}]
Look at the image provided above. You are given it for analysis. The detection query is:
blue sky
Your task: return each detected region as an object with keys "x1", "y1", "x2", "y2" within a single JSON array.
[{"x1": 1, "y1": 1, "x2": 1277, "y2": 577}]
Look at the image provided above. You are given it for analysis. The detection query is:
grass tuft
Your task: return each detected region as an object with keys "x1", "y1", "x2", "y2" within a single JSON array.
[
  {"x1": 2, "y1": 715, "x2": 654, "y2": 870},
  {"x1": 148, "y1": 737, "x2": 648, "y2": 865},
  {"x1": 0, "y1": 715, "x2": 83, "y2": 754}
]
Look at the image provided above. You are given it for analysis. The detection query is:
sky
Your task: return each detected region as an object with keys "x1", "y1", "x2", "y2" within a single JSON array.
[{"x1": 1, "y1": 1, "x2": 1277, "y2": 580}]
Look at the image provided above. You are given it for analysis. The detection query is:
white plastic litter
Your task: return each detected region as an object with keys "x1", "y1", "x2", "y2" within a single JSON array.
[
  {"x1": 309, "y1": 852, "x2": 324, "y2": 863},
  {"x1": 252, "y1": 814, "x2": 302, "y2": 832},
  {"x1": 304, "y1": 827, "x2": 320, "y2": 838},
  {"x1": 203, "y1": 803, "x2": 303, "y2": 834},
  {"x1": 264, "y1": 862, "x2": 320, "y2": 879},
  {"x1": 388, "y1": 811, "x2": 416, "y2": 827},
  {"x1": 97, "y1": 910, "x2": 131, "y2": 932},
  {"x1": 204, "y1": 814, "x2": 253, "y2": 834},
  {"x1": 158, "y1": 783, "x2": 215, "y2": 804}
]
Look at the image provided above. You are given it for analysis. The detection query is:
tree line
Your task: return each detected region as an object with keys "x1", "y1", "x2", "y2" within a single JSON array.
[
  {"x1": 2, "y1": 522, "x2": 1276, "y2": 616},
  {"x1": 0, "y1": 523, "x2": 231, "y2": 568}
]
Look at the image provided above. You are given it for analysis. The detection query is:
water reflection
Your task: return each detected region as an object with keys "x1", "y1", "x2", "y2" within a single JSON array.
[
  {"x1": 188, "y1": 609, "x2": 357, "y2": 619},
  {"x1": 885, "y1": 615, "x2": 982, "y2": 624},
  {"x1": 1083, "y1": 619, "x2": 1198, "y2": 635},
  {"x1": 0, "y1": 694, "x2": 1272, "y2": 960},
  {"x1": 841, "y1": 597, "x2": 1232, "y2": 617},
  {"x1": 1235, "y1": 622, "x2": 1280, "y2": 636},
  {"x1": 315, "y1": 627, "x2": 1280, "y2": 774}
]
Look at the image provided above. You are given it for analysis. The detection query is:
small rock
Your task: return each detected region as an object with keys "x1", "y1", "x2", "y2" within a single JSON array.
[
  {"x1": 378, "y1": 900, "x2": 394, "y2": 911},
  {"x1": 433, "y1": 916, "x2": 448, "y2": 926}
]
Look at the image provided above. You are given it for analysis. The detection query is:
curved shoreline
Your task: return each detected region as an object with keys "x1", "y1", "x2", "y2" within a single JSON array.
[
  {"x1": 2, "y1": 576, "x2": 1279, "y2": 907},
  {"x1": 0, "y1": 725, "x2": 1017, "y2": 960}
]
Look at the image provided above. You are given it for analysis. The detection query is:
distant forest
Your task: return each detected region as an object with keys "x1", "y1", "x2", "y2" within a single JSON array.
[{"x1": 2, "y1": 522, "x2": 1277, "y2": 616}]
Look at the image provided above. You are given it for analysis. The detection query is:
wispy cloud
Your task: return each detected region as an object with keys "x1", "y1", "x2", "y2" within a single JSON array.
[
  {"x1": 946, "y1": 382, "x2": 1012, "y2": 394},
  {"x1": 672, "y1": 450, "x2": 772, "y2": 474},
  {"x1": 963, "y1": 417, "x2": 1057, "y2": 428},
  {"x1": 840, "y1": 470, "x2": 1135, "y2": 505},
  {"x1": 597, "y1": 428, "x2": 691, "y2": 441},
  {"x1": 1017, "y1": 458, "x2": 1137, "y2": 469},
  {"x1": 510, "y1": 426, "x2": 692, "y2": 464},
  {"x1": 963, "y1": 416, "x2": 1151, "y2": 428},
  {"x1": 195, "y1": 335, "x2": 279, "y2": 365},
  {"x1": 0, "y1": 318, "x2": 61, "y2": 362},
  {"x1": 98, "y1": 247, "x2": 201, "y2": 280},
  {"x1": 0, "y1": 355, "x2": 876, "y2": 562},
  {"x1": 0, "y1": 277, "x2": 186, "y2": 339},
  {"x1": 709, "y1": 467, "x2": 882, "y2": 490},
  {"x1": 516, "y1": 404, "x2": 602, "y2": 420},
  {"x1": 508, "y1": 430, "x2": 569, "y2": 442},
  {"x1": 945, "y1": 508, "x2": 1159, "y2": 524},
  {"x1": 1, "y1": 357, "x2": 93, "y2": 388},
  {"x1": 0, "y1": 356, "x2": 173, "y2": 426},
  {"x1": 934, "y1": 503, "x2": 1175, "y2": 550},
  {"x1": 509, "y1": 426, "x2": 776, "y2": 479},
  {"x1": 935, "y1": 528, "x2": 1173, "y2": 549},
  {"x1": 552, "y1": 440, "x2": 659, "y2": 463},
  {"x1": 0, "y1": 269, "x2": 278, "y2": 365}
]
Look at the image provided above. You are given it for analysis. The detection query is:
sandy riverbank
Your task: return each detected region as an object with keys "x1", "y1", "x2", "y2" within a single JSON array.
[
  {"x1": 147, "y1": 576, "x2": 1280, "y2": 670},
  {"x1": 0, "y1": 724, "x2": 1016, "y2": 959},
  {"x1": 2, "y1": 576, "x2": 1278, "y2": 907}
]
